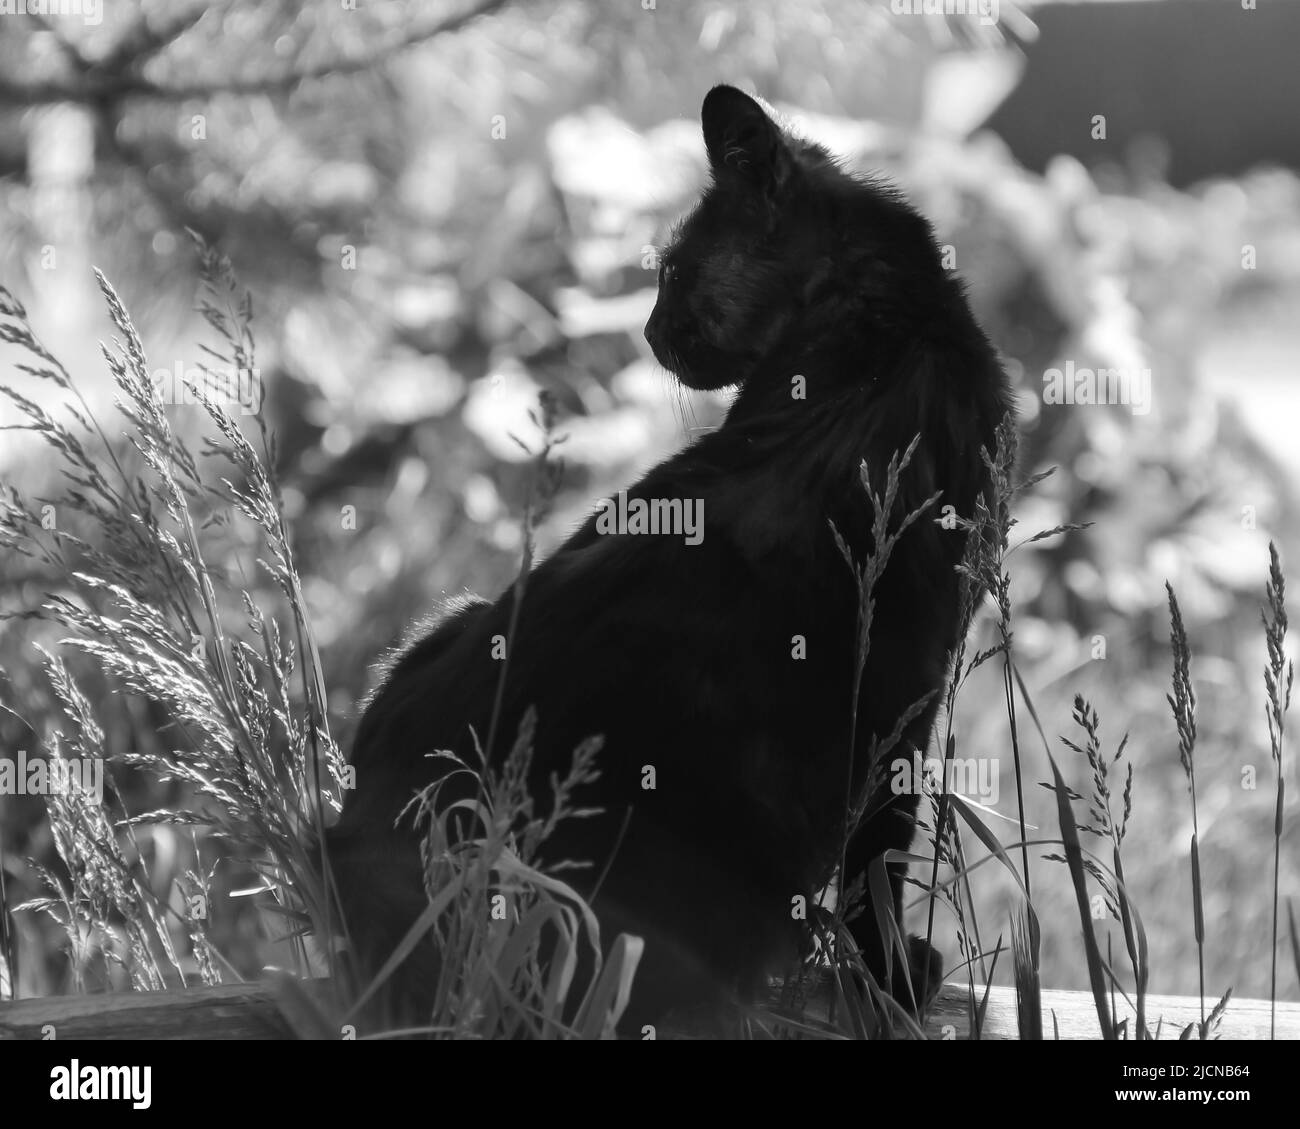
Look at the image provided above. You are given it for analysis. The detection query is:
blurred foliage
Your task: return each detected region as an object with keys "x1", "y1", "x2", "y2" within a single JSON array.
[{"x1": 1, "y1": 0, "x2": 1297, "y2": 1004}]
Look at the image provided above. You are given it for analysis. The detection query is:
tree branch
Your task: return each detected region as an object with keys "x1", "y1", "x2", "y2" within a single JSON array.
[
  {"x1": 97, "y1": 2, "x2": 220, "y2": 75},
  {"x1": 0, "y1": 0, "x2": 511, "y2": 106}
]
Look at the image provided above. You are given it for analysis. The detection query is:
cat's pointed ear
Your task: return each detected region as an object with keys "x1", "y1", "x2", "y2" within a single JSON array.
[{"x1": 702, "y1": 85, "x2": 793, "y2": 196}]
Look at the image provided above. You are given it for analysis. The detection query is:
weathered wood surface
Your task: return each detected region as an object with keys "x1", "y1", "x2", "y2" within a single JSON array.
[
  {"x1": 0, "y1": 977, "x2": 340, "y2": 1041},
  {"x1": 2, "y1": 979, "x2": 1297, "y2": 1039},
  {"x1": 925, "y1": 984, "x2": 1300, "y2": 1041}
]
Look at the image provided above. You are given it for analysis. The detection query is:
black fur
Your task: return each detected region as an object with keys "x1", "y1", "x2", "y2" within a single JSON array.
[{"x1": 326, "y1": 85, "x2": 1013, "y2": 1028}]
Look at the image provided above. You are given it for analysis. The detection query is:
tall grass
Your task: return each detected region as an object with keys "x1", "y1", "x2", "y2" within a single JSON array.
[
  {"x1": 1, "y1": 249, "x2": 344, "y2": 993},
  {"x1": 823, "y1": 433, "x2": 939, "y2": 1035},
  {"x1": 1165, "y1": 582, "x2": 1206, "y2": 1030},
  {"x1": 1055, "y1": 696, "x2": 1148, "y2": 1038},
  {"x1": 1261, "y1": 542, "x2": 1293, "y2": 1038},
  {"x1": 753, "y1": 412, "x2": 1293, "y2": 1040},
  {"x1": 0, "y1": 251, "x2": 636, "y2": 1037},
  {"x1": 821, "y1": 416, "x2": 1292, "y2": 1041}
]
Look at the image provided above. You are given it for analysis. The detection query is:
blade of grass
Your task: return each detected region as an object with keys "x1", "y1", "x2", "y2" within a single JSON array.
[{"x1": 1045, "y1": 747, "x2": 1115, "y2": 1039}]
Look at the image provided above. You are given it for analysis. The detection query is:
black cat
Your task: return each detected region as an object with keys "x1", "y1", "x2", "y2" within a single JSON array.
[{"x1": 325, "y1": 85, "x2": 1013, "y2": 1031}]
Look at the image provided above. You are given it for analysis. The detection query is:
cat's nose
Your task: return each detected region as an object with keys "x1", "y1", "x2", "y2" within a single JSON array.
[{"x1": 643, "y1": 313, "x2": 660, "y2": 351}]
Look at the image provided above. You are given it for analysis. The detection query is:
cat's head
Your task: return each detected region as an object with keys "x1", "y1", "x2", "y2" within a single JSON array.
[{"x1": 644, "y1": 85, "x2": 932, "y2": 392}]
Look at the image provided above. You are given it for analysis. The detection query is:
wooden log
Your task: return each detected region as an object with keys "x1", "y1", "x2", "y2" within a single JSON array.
[{"x1": 2, "y1": 979, "x2": 1298, "y2": 1039}]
